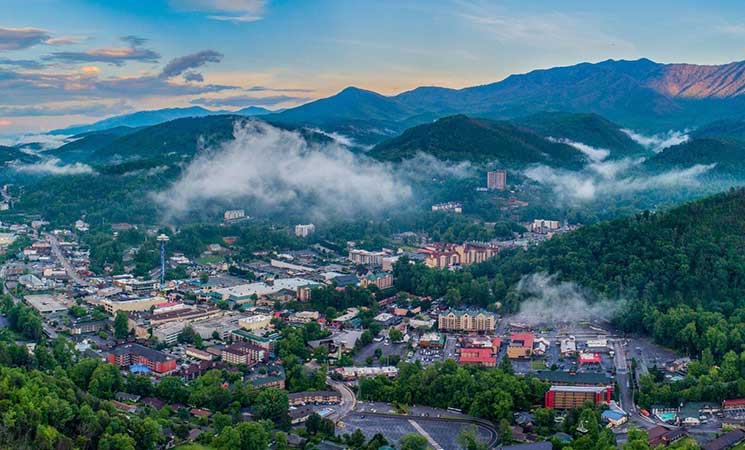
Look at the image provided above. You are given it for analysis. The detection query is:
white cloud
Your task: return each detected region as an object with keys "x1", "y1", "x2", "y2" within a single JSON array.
[
  {"x1": 154, "y1": 120, "x2": 411, "y2": 220},
  {"x1": 621, "y1": 128, "x2": 689, "y2": 153},
  {"x1": 12, "y1": 158, "x2": 95, "y2": 175},
  {"x1": 547, "y1": 137, "x2": 610, "y2": 162},
  {"x1": 170, "y1": 0, "x2": 266, "y2": 22}
]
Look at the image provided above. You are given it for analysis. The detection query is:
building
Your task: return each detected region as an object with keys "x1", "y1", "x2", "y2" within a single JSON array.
[
  {"x1": 211, "y1": 278, "x2": 318, "y2": 304},
  {"x1": 431, "y1": 202, "x2": 463, "y2": 214},
  {"x1": 703, "y1": 430, "x2": 745, "y2": 450},
  {"x1": 288, "y1": 391, "x2": 341, "y2": 406},
  {"x1": 601, "y1": 410, "x2": 628, "y2": 428},
  {"x1": 24, "y1": 294, "x2": 69, "y2": 314},
  {"x1": 578, "y1": 352, "x2": 602, "y2": 365},
  {"x1": 335, "y1": 366, "x2": 398, "y2": 381},
  {"x1": 245, "y1": 364, "x2": 285, "y2": 389},
  {"x1": 560, "y1": 336, "x2": 577, "y2": 356},
  {"x1": 68, "y1": 318, "x2": 107, "y2": 335},
  {"x1": 222, "y1": 342, "x2": 266, "y2": 365},
  {"x1": 360, "y1": 273, "x2": 394, "y2": 290},
  {"x1": 507, "y1": 333, "x2": 535, "y2": 359},
  {"x1": 185, "y1": 347, "x2": 213, "y2": 361},
  {"x1": 223, "y1": 209, "x2": 246, "y2": 222},
  {"x1": 419, "y1": 242, "x2": 500, "y2": 269},
  {"x1": 459, "y1": 347, "x2": 496, "y2": 367},
  {"x1": 724, "y1": 399, "x2": 745, "y2": 415},
  {"x1": 648, "y1": 426, "x2": 689, "y2": 448},
  {"x1": 231, "y1": 329, "x2": 280, "y2": 353},
  {"x1": 419, "y1": 332, "x2": 445, "y2": 348},
  {"x1": 153, "y1": 321, "x2": 186, "y2": 345},
  {"x1": 487, "y1": 170, "x2": 507, "y2": 190},
  {"x1": 238, "y1": 314, "x2": 272, "y2": 331},
  {"x1": 100, "y1": 296, "x2": 165, "y2": 314},
  {"x1": 107, "y1": 343, "x2": 177, "y2": 374},
  {"x1": 544, "y1": 385, "x2": 612, "y2": 409},
  {"x1": 530, "y1": 219, "x2": 561, "y2": 234},
  {"x1": 438, "y1": 310, "x2": 496, "y2": 333},
  {"x1": 294, "y1": 224, "x2": 315, "y2": 237},
  {"x1": 348, "y1": 249, "x2": 386, "y2": 267}
]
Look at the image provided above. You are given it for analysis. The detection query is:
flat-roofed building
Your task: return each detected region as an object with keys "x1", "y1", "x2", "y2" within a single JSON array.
[
  {"x1": 24, "y1": 294, "x2": 69, "y2": 314},
  {"x1": 545, "y1": 385, "x2": 612, "y2": 409},
  {"x1": 222, "y1": 342, "x2": 266, "y2": 365},
  {"x1": 107, "y1": 343, "x2": 176, "y2": 374},
  {"x1": 288, "y1": 391, "x2": 341, "y2": 406},
  {"x1": 507, "y1": 333, "x2": 535, "y2": 359},
  {"x1": 101, "y1": 296, "x2": 165, "y2": 314},
  {"x1": 238, "y1": 314, "x2": 272, "y2": 331}
]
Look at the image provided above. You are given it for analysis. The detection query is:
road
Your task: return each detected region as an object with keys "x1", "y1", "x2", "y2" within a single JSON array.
[
  {"x1": 327, "y1": 377, "x2": 357, "y2": 421},
  {"x1": 613, "y1": 340, "x2": 658, "y2": 430},
  {"x1": 45, "y1": 233, "x2": 88, "y2": 286}
]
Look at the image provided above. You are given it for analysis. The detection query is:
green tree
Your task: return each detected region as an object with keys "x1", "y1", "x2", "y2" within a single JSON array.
[
  {"x1": 88, "y1": 363, "x2": 123, "y2": 399},
  {"x1": 400, "y1": 434, "x2": 431, "y2": 450},
  {"x1": 113, "y1": 311, "x2": 129, "y2": 340},
  {"x1": 254, "y1": 387, "x2": 288, "y2": 425}
]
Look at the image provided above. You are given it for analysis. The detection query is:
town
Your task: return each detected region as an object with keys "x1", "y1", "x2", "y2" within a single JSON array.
[{"x1": 0, "y1": 196, "x2": 739, "y2": 450}]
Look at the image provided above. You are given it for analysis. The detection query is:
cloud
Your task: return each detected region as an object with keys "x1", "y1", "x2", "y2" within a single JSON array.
[
  {"x1": 0, "y1": 119, "x2": 11, "y2": 127},
  {"x1": 456, "y1": 2, "x2": 635, "y2": 55},
  {"x1": 183, "y1": 71, "x2": 204, "y2": 82},
  {"x1": 0, "y1": 101, "x2": 130, "y2": 117},
  {"x1": 44, "y1": 36, "x2": 160, "y2": 66},
  {"x1": 12, "y1": 158, "x2": 95, "y2": 175},
  {"x1": 153, "y1": 120, "x2": 411, "y2": 221},
  {"x1": 170, "y1": 0, "x2": 267, "y2": 23},
  {"x1": 0, "y1": 133, "x2": 71, "y2": 150},
  {"x1": 512, "y1": 273, "x2": 620, "y2": 325},
  {"x1": 160, "y1": 50, "x2": 223, "y2": 79},
  {"x1": 191, "y1": 94, "x2": 310, "y2": 107},
  {"x1": 0, "y1": 27, "x2": 51, "y2": 50},
  {"x1": 397, "y1": 152, "x2": 475, "y2": 180},
  {"x1": 523, "y1": 161, "x2": 714, "y2": 203},
  {"x1": 0, "y1": 68, "x2": 235, "y2": 104},
  {"x1": 547, "y1": 137, "x2": 610, "y2": 162},
  {"x1": 45, "y1": 36, "x2": 86, "y2": 46},
  {"x1": 246, "y1": 85, "x2": 313, "y2": 93},
  {"x1": 621, "y1": 128, "x2": 689, "y2": 153},
  {"x1": 0, "y1": 58, "x2": 46, "y2": 69}
]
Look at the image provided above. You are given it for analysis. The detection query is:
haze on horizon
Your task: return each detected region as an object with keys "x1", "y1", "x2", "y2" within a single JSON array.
[{"x1": 2, "y1": 0, "x2": 745, "y2": 134}]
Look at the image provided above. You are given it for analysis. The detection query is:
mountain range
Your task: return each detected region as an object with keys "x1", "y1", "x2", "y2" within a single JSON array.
[{"x1": 50, "y1": 58, "x2": 745, "y2": 146}]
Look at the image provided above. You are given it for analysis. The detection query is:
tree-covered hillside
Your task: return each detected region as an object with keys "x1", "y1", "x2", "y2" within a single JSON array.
[
  {"x1": 369, "y1": 114, "x2": 586, "y2": 168},
  {"x1": 645, "y1": 138, "x2": 745, "y2": 176}
]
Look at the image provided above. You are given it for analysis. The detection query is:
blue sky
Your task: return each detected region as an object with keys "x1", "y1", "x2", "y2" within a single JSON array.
[{"x1": 2, "y1": 0, "x2": 745, "y2": 133}]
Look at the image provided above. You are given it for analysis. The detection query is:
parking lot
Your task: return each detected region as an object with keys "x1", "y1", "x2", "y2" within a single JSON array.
[
  {"x1": 343, "y1": 403, "x2": 496, "y2": 449},
  {"x1": 354, "y1": 340, "x2": 408, "y2": 366}
]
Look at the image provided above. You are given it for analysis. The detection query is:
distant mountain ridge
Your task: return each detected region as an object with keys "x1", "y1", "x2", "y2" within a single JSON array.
[{"x1": 51, "y1": 106, "x2": 272, "y2": 136}]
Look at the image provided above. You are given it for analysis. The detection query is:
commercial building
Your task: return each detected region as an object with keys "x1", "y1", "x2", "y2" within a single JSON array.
[
  {"x1": 601, "y1": 410, "x2": 628, "y2": 428},
  {"x1": 487, "y1": 170, "x2": 507, "y2": 190},
  {"x1": 245, "y1": 364, "x2": 285, "y2": 389},
  {"x1": 360, "y1": 273, "x2": 393, "y2": 290},
  {"x1": 107, "y1": 343, "x2": 177, "y2": 374},
  {"x1": 348, "y1": 249, "x2": 386, "y2": 267},
  {"x1": 294, "y1": 224, "x2": 315, "y2": 237},
  {"x1": 231, "y1": 329, "x2": 280, "y2": 353},
  {"x1": 101, "y1": 296, "x2": 165, "y2": 314},
  {"x1": 419, "y1": 332, "x2": 445, "y2": 348},
  {"x1": 459, "y1": 347, "x2": 496, "y2": 367},
  {"x1": 530, "y1": 219, "x2": 561, "y2": 234},
  {"x1": 431, "y1": 202, "x2": 463, "y2": 214},
  {"x1": 578, "y1": 352, "x2": 602, "y2": 365},
  {"x1": 24, "y1": 294, "x2": 69, "y2": 314},
  {"x1": 238, "y1": 314, "x2": 272, "y2": 331},
  {"x1": 507, "y1": 333, "x2": 535, "y2": 359},
  {"x1": 288, "y1": 391, "x2": 341, "y2": 406},
  {"x1": 438, "y1": 310, "x2": 496, "y2": 333},
  {"x1": 702, "y1": 430, "x2": 745, "y2": 450},
  {"x1": 153, "y1": 321, "x2": 186, "y2": 345},
  {"x1": 335, "y1": 366, "x2": 398, "y2": 381},
  {"x1": 222, "y1": 342, "x2": 267, "y2": 365},
  {"x1": 211, "y1": 278, "x2": 318, "y2": 304},
  {"x1": 420, "y1": 242, "x2": 499, "y2": 269},
  {"x1": 544, "y1": 385, "x2": 612, "y2": 409},
  {"x1": 223, "y1": 209, "x2": 246, "y2": 222}
]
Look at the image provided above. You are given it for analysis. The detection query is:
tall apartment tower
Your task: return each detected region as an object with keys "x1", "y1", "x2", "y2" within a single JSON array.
[{"x1": 487, "y1": 170, "x2": 507, "y2": 190}]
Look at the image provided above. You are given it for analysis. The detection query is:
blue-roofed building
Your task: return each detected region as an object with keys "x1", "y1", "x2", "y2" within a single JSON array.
[{"x1": 601, "y1": 409, "x2": 628, "y2": 428}]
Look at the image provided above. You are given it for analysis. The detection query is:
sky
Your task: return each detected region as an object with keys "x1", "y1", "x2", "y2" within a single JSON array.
[{"x1": 2, "y1": 0, "x2": 745, "y2": 134}]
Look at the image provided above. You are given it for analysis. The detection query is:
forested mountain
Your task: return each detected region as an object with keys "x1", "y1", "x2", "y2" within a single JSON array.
[
  {"x1": 261, "y1": 59, "x2": 745, "y2": 144},
  {"x1": 511, "y1": 112, "x2": 647, "y2": 158},
  {"x1": 692, "y1": 118, "x2": 745, "y2": 141},
  {"x1": 645, "y1": 138, "x2": 745, "y2": 176},
  {"x1": 368, "y1": 114, "x2": 587, "y2": 168}
]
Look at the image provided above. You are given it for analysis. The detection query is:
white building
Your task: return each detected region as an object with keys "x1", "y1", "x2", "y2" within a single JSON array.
[
  {"x1": 294, "y1": 224, "x2": 315, "y2": 238},
  {"x1": 223, "y1": 209, "x2": 246, "y2": 222},
  {"x1": 348, "y1": 249, "x2": 386, "y2": 267}
]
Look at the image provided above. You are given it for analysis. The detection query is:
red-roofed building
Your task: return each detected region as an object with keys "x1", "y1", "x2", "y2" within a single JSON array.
[
  {"x1": 459, "y1": 348, "x2": 497, "y2": 367},
  {"x1": 492, "y1": 337, "x2": 502, "y2": 350},
  {"x1": 578, "y1": 352, "x2": 602, "y2": 364},
  {"x1": 723, "y1": 399, "x2": 745, "y2": 412}
]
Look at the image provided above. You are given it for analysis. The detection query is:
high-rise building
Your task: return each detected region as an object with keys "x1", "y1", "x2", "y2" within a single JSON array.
[{"x1": 487, "y1": 170, "x2": 507, "y2": 190}]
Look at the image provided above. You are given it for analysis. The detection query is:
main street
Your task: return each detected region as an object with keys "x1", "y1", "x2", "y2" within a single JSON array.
[{"x1": 45, "y1": 233, "x2": 88, "y2": 287}]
